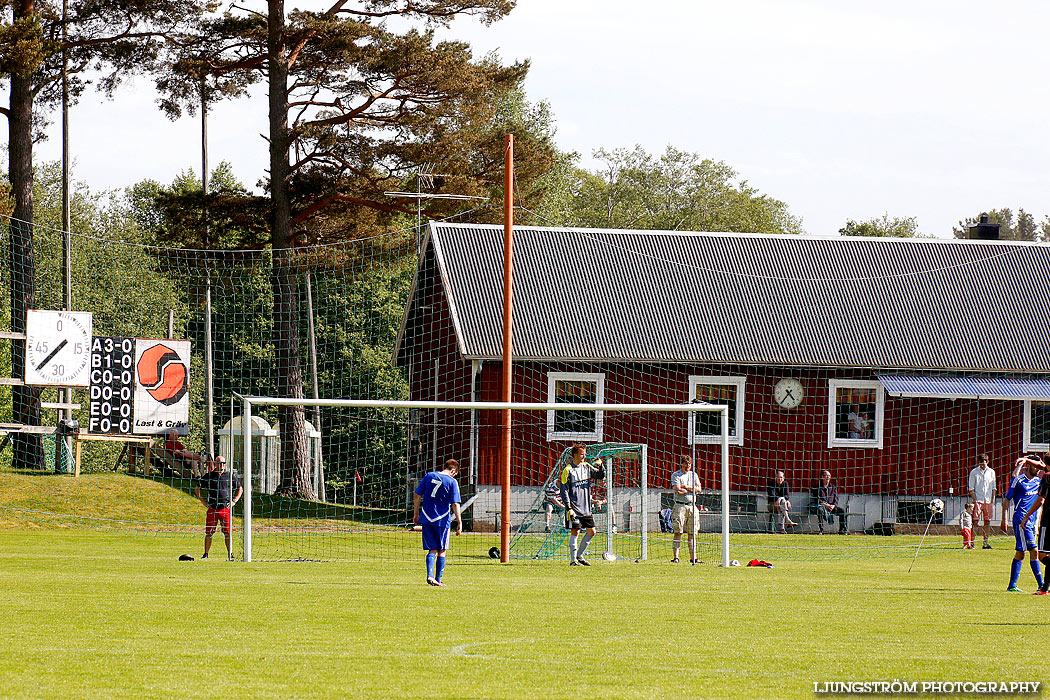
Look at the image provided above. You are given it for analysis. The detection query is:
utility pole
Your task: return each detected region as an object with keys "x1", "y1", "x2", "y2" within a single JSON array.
[{"x1": 202, "y1": 60, "x2": 215, "y2": 457}]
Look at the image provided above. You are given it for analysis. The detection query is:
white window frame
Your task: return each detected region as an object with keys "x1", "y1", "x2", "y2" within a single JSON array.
[
  {"x1": 688, "y1": 375, "x2": 746, "y2": 446},
  {"x1": 546, "y1": 372, "x2": 604, "y2": 442},
  {"x1": 1023, "y1": 399, "x2": 1050, "y2": 451},
  {"x1": 827, "y1": 379, "x2": 885, "y2": 449}
]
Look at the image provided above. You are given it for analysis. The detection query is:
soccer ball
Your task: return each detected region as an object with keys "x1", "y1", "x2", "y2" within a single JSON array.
[
  {"x1": 730, "y1": 559, "x2": 741, "y2": 567},
  {"x1": 928, "y1": 498, "x2": 944, "y2": 514}
]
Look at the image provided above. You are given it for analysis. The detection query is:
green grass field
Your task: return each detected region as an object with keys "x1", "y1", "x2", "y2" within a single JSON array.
[{"x1": 2, "y1": 529, "x2": 1048, "y2": 700}]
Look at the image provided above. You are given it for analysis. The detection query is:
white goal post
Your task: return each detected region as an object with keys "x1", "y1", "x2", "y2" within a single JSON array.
[{"x1": 236, "y1": 395, "x2": 730, "y2": 565}]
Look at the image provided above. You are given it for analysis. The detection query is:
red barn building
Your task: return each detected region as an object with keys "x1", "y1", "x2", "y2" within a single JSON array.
[{"x1": 394, "y1": 223, "x2": 1050, "y2": 530}]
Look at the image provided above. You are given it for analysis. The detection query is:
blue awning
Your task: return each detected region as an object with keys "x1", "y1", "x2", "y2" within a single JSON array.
[{"x1": 878, "y1": 374, "x2": 1050, "y2": 400}]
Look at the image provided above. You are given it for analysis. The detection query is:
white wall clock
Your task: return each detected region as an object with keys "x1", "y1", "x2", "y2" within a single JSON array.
[
  {"x1": 773, "y1": 377, "x2": 804, "y2": 409},
  {"x1": 24, "y1": 310, "x2": 93, "y2": 387}
]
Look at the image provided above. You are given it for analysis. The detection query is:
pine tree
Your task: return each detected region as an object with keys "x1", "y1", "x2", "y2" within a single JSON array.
[
  {"x1": 0, "y1": 0, "x2": 201, "y2": 469},
  {"x1": 157, "y1": 1, "x2": 543, "y2": 498}
]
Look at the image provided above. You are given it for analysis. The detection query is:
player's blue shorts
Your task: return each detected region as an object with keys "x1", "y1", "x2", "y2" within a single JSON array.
[
  {"x1": 1014, "y1": 520, "x2": 1037, "y2": 552},
  {"x1": 421, "y1": 522, "x2": 451, "y2": 551}
]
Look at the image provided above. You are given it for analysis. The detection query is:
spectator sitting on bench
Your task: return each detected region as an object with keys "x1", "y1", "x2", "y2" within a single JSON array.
[
  {"x1": 813, "y1": 469, "x2": 847, "y2": 534},
  {"x1": 767, "y1": 470, "x2": 798, "y2": 533},
  {"x1": 161, "y1": 428, "x2": 203, "y2": 477}
]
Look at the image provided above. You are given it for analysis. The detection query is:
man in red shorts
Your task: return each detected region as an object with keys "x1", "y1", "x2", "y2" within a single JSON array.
[{"x1": 194, "y1": 454, "x2": 242, "y2": 560}]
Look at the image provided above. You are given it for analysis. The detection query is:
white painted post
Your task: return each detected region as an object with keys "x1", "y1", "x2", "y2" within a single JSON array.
[
  {"x1": 721, "y1": 406, "x2": 730, "y2": 568},
  {"x1": 605, "y1": 453, "x2": 615, "y2": 558},
  {"x1": 243, "y1": 398, "x2": 253, "y2": 563},
  {"x1": 641, "y1": 443, "x2": 648, "y2": 561}
]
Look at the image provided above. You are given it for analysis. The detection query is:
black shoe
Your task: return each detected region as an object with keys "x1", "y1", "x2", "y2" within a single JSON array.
[
  {"x1": 570, "y1": 560, "x2": 580, "y2": 566},
  {"x1": 576, "y1": 557, "x2": 590, "y2": 566},
  {"x1": 201, "y1": 553, "x2": 208, "y2": 559},
  {"x1": 671, "y1": 557, "x2": 680, "y2": 564},
  {"x1": 983, "y1": 542, "x2": 992, "y2": 549},
  {"x1": 690, "y1": 558, "x2": 699, "y2": 565}
]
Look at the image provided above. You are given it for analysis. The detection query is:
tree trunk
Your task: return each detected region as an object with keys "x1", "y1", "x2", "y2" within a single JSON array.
[
  {"x1": 268, "y1": 0, "x2": 313, "y2": 499},
  {"x1": 8, "y1": 0, "x2": 44, "y2": 471}
]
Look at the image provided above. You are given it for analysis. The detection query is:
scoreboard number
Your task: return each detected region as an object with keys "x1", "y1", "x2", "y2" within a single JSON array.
[{"x1": 89, "y1": 337, "x2": 135, "y2": 434}]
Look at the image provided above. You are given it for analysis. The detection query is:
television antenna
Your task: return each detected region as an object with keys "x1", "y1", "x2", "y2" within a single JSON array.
[{"x1": 384, "y1": 164, "x2": 487, "y2": 255}]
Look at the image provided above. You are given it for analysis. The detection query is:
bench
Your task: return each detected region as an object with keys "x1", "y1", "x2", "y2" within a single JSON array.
[
  {"x1": 766, "y1": 505, "x2": 805, "y2": 533},
  {"x1": 806, "y1": 495, "x2": 865, "y2": 533},
  {"x1": 72, "y1": 434, "x2": 153, "y2": 477},
  {"x1": 148, "y1": 444, "x2": 204, "y2": 479},
  {"x1": 799, "y1": 510, "x2": 866, "y2": 534}
]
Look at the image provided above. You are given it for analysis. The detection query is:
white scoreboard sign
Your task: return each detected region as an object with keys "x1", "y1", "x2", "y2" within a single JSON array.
[
  {"x1": 88, "y1": 337, "x2": 192, "y2": 436},
  {"x1": 88, "y1": 337, "x2": 136, "y2": 434}
]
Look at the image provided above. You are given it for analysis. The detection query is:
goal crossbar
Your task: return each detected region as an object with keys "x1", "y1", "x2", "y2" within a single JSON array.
[
  {"x1": 238, "y1": 397, "x2": 724, "y2": 411},
  {"x1": 237, "y1": 396, "x2": 730, "y2": 565}
]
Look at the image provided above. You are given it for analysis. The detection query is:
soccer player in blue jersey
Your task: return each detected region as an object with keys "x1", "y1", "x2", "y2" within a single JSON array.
[
  {"x1": 1022, "y1": 452, "x2": 1050, "y2": 595},
  {"x1": 1000, "y1": 454, "x2": 1044, "y2": 593},
  {"x1": 413, "y1": 459, "x2": 463, "y2": 587}
]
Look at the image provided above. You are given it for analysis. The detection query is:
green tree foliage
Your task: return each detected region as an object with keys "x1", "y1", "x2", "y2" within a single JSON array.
[
  {"x1": 125, "y1": 162, "x2": 263, "y2": 248},
  {"x1": 0, "y1": 162, "x2": 191, "y2": 471},
  {"x1": 155, "y1": 2, "x2": 534, "y2": 246},
  {"x1": 839, "y1": 214, "x2": 922, "y2": 238},
  {"x1": 152, "y1": 1, "x2": 529, "y2": 499},
  {"x1": 0, "y1": 0, "x2": 203, "y2": 469},
  {"x1": 564, "y1": 145, "x2": 802, "y2": 234},
  {"x1": 308, "y1": 251, "x2": 414, "y2": 506},
  {"x1": 472, "y1": 89, "x2": 577, "y2": 227},
  {"x1": 32, "y1": 162, "x2": 183, "y2": 339},
  {"x1": 952, "y1": 208, "x2": 1048, "y2": 242}
]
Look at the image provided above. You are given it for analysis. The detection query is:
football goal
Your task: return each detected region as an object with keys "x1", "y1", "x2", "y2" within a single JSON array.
[{"x1": 233, "y1": 395, "x2": 731, "y2": 565}]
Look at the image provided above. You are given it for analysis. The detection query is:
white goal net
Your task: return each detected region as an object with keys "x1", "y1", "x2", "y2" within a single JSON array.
[{"x1": 234, "y1": 396, "x2": 730, "y2": 565}]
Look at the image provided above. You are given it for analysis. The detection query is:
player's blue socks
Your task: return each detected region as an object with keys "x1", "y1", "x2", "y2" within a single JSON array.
[
  {"x1": 1009, "y1": 558, "x2": 1022, "y2": 589},
  {"x1": 1031, "y1": 560, "x2": 1043, "y2": 588},
  {"x1": 426, "y1": 551, "x2": 437, "y2": 580},
  {"x1": 436, "y1": 555, "x2": 446, "y2": 582}
]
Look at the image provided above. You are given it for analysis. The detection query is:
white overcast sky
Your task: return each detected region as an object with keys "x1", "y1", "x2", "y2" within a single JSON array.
[{"x1": 31, "y1": 0, "x2": 1050, "y2": 237}]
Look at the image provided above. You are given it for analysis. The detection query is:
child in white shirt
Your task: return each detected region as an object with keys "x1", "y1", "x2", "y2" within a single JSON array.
[{"x1": 961, "y1": 502, "x2": 974, "y2": 549}]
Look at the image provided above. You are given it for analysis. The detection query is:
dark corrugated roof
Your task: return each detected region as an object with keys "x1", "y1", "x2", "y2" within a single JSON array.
[{"x1": 421, "y1": 223, "x2": 1050, "y2": 372}]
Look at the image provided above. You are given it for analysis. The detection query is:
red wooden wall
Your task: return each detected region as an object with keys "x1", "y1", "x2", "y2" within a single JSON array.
[
  {"x1": 400, "y1": 261, "x2": 1022, "y2": 496},
  {"x1": 465, "y1": 362, "x2": 1021, "y2": 496}
]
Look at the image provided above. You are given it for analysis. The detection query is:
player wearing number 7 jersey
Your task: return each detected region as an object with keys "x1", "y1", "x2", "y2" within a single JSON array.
[{"x1": 413, "y1": 459, "x2": 463, "y2": 587}]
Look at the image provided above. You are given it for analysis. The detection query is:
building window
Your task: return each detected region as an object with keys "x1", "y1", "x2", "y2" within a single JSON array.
[
  {"x1": 1023, "y1": 400, "x2": 1050, "y2": 451},
  {"x1": 547, "y1": 372, "x2": 604, "y2": 441},
  {"x1": 688, "y1": 376, "x2": 745, "y2": 446},
  {"x1": 828, "y1": 379, "x2": 885, "y2": 449}
]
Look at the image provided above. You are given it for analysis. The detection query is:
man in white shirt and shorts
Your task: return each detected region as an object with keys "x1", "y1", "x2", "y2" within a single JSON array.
[
  {"x1": 671, "y1": 455, "x2": 702, "y2": 564},
  {"x1": 969, "y1": 453, "x2": 997, "y2": 549}
]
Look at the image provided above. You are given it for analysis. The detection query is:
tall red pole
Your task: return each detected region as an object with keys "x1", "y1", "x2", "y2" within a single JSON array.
[{"x1": 500, "y1": 135, "x2": 514, "y2": 563}]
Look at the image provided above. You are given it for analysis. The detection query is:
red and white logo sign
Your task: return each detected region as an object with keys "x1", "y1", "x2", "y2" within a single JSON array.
[{"x1": 133, "y1": 339, "x2": 191, "y2": 435}]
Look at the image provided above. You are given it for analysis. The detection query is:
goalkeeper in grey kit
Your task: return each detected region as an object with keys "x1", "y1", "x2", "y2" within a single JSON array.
[{"x1": 559, "y1": 444, "x2": 606, "y2": 566}]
